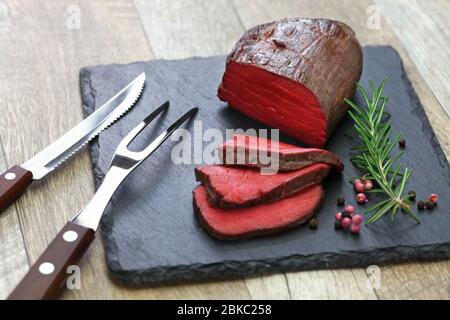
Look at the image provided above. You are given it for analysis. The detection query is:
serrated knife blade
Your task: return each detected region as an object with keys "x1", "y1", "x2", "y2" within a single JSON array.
[{"x1": 0, "y1": 72, "x2": 145, "y2": 213}]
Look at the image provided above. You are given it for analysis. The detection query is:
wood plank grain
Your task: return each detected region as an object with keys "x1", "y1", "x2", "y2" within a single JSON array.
[
  {"x1": 112, "y1": 279, "x2": 251, "y2": 300},
  {"x1": 133, "y1": 0, "x2": 244, "y2": 59},
  {"x1": 372, "y1": 260, "x2": 450, "y2": 299},
  {"x1": 243, "y1": 275, "x2": 291, "y2": 299},
  {"x1": 0, "y1": 0, "x2": 152, "y2": 299},
  {"x1": 133, "y1": 0, "x2": 291, "y2": 299},
  {"x1": 286, "y1": 269, "x2": 378, "y2": 300},
  {"x1": 374, "y1": 0, "x2": 450, "y2": 118},
  {"x1": 1, "y1": 0, "x2": 449, "y2": 300},
  {"x1": 231, "y1": 0, "x2": 450, "y2": 300},
  {"x1": 0, "y1": 144, "x2": 29, "y2": 299}
]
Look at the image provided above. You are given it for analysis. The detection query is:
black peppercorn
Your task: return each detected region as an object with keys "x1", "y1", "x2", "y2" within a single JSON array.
[
  {"x1": 425, "y1": 201, "x2": 434, "y2": 210},
  {"x1": 407, "y1": 190, "x2": 416, "y2": 201},
  {"x1": 341, "y1": 212, "x2": 352, "y2": 219},
  {"x1": 334, "y1": 220, "x2": 343, "y2": 230},
  {"x1": 308, "y1": 218, "x2": 318, "y2": 230},
  {"x1": 399, "y1": 138, "x2": 406, "y2": 148},
  {"x1": 417, "y1": 200, "x2": 425, "y2": 210},
  {"x1": 337, "y1": 197, "x2": 345, "y2": 206}
]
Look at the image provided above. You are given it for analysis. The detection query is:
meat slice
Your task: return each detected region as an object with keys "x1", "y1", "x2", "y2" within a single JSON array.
[
  {"x1": 194, "y1": 184, "x2": 324, "y2": 240},
  {"x1": 217, "y1": 18, "x2": 363, "y2": 147},
  {"x1": 195, "y1": 163, "x2": 330, "y2": 208},
  {"x1": 219, "y1": 134, "x2": 344, "y2": 171}
]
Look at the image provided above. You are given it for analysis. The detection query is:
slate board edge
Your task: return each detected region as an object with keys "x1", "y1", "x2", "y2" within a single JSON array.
[
  {"x1": 80, "y1": 45, "x2": 450, "y2": 285},
  {"x1": 105, "y1": 243, "x2": 450, "y2": 285}
]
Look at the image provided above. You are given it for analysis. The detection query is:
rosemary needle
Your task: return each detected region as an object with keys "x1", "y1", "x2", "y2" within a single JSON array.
[{"x1": 344, "y1": 79, "x2": 420, "y2": 224}]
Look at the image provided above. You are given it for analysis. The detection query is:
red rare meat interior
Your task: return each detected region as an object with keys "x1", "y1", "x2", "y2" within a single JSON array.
[
  {"x1": 194, "y1": 184, "x2": 324, "y2": 240},
  {"x1": 218, "y1": 61, "x2": 328, "y2": 147}
]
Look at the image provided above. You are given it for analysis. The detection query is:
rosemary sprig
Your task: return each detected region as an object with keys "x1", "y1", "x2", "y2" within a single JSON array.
[{"x1": 344, "y1": 80, "x2": 420, "y2": 224}]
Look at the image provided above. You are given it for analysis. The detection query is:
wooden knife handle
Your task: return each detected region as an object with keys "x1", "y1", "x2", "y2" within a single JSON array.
[
  {"x1": 8, "y1": 222, "x2": 95, "y2": 300},
  {"x1": 0, "y1": 165, "x2": 33, "y2": 212}
]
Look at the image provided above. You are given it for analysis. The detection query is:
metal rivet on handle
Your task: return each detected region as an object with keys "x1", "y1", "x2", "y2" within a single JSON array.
[
  {"x1": 63, "y1": 230, "x2": 78, "y2": 242},
  {"x1": 4, "y1": 173, "x2": 16, "y2": 180},
  {"x1": 38, "y1": 262, "x2": 55, "y2": 275}
]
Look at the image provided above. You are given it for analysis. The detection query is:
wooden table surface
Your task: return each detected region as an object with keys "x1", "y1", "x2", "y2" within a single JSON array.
[{"x1": 0, "y1": 0, "x2": 449, "y2": 300}]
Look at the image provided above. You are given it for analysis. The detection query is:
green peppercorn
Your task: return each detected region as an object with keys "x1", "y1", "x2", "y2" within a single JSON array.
[
  {"x1": 308, "y1": 218, "x2": 318, "y2": 230},
  {"x1": 417, "y1": 200, "x2": 425, "y2": 210},
  {"x1": 407, "y1": 190, "x2": 416, "y2": 201},
  {"x1": 334, "y1": 220, "x2": 343, "y2": 230},
  {"x1": 337, "y1": 197, "x2": 345, "y2": 207}
]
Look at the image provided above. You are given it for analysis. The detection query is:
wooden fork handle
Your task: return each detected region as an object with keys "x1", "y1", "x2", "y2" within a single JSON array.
[
  {"x1": 8, "y1": 222, "x2": 95, "y2": 300},
  {"x1": 0, "y1": 165, "x2": 33, "y2": 213}
]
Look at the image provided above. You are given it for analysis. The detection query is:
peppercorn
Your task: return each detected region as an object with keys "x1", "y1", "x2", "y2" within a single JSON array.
[
  {"x1": 308, "y1": 218, "x2": 319, "y2": 230},
  {"x1": 356, "y1": 193, "x2": 368, "y2": 204},
  {"x1": 344, "y1": 205, "x2": 355, "y2": 214},
  {"x1": 407, "y1": 190, "x2": 416, "y2": 201},
  {"x1": 417, "y1": 200, "x2": 425, "y2": 210},
  {"x1": 334, "y1": 220, "x2": 343, "y2": 230},
  {"x1": 337, "y1": 197, "x2": 345, "y2": 206},
  {"x1": 341, "y1": 212, "x2": 352, "y2": 219},
  {"x1": 352, "y1": 214, "x2": 363, "y2": 225},
  {"x1": 363, "y1": 180, "x2": 373, "y2": 191},
  {"x1": 350, "y1": 224, "x2": 361, "y2": 235},
  {"x1": 354, "y1": 179, "x2": 365, "y2": 193},
  {"x1": 428, "y1": 193, "x2": 439, "y2": 206},
  {"x1": 399, "y1": 138, "x2": 406, "y2": 148},
  {"x1": 425, "y1": 201, "x2": 434, "y2": 210},
  {"x1": 341, "y1": 217, "x2": 352, "y2": 229}
]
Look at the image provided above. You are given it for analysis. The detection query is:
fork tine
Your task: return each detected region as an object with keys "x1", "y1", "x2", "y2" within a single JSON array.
[
  {"x1": 116, "y1": 101, "x2": 169, "y2": 152},
  {"x1": 164, "y1": 107, "x2": 198, "y2": 137},
  {"x1": 141, "y1": 101, "x2": 170, "y2": 126},
  {"x1": 129, "y1": 106, "x2": 198, "y2": 161}
]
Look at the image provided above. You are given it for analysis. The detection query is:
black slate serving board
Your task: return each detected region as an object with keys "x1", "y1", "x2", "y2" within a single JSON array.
[{"x1": 80, "y1": 46, "x2": 450, "y2": 285}]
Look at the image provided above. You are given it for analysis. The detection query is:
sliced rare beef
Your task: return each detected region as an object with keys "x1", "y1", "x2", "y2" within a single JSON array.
[
  {"x1": 219, "y1": 134, "x2": 344, "y2": 171},
  {"x1": 217, "y1": 18, "x2": 363, "y2": 147},
  {"x1": 195, "y1": 163, "x2": 330, "y2": 208},
  {"x1": 194, "y1": 184, "x2": 324, "y2": 240}
]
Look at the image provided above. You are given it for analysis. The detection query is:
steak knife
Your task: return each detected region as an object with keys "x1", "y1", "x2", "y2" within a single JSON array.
[
  {"x1": 0, "y1": 73, "x2": 145, "y2": 213},
  {"x1": 8, "y1": 102, "x2": 198, "y2": 299}
]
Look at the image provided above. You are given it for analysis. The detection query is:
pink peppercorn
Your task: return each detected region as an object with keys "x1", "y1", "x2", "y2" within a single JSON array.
[
  {"x1": 344, "y1": 205, "x2": 355, "y2": 214},
  {"x1": 352, "y1": 214, "x2": 363, "y2": 225},
  {"x1": 341, "y1": 217, "x2": 352, "y2": 229},
  {"x1": 335, "y1": 212, "x2": 342, "y2": 221},
  {"x1": 356, "y1": 193, "x2": 368, "y2": 204},
  {"x1": 350, "y1": 224, "x2": 361, "y2": 234},
  {"x1": 428, "y1": 193, "x2": 439, "y2": 205},
  {"x1": 364, "y1": 180, "x2": 373, "y2": 191},
  {"x1": 354, "y1": 179, "x2": 365, "y2": 193}
]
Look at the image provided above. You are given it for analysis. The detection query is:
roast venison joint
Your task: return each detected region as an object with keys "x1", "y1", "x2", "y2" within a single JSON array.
[{"x1": 218, "y1": 18, "x2": 363, "y2": 147}]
